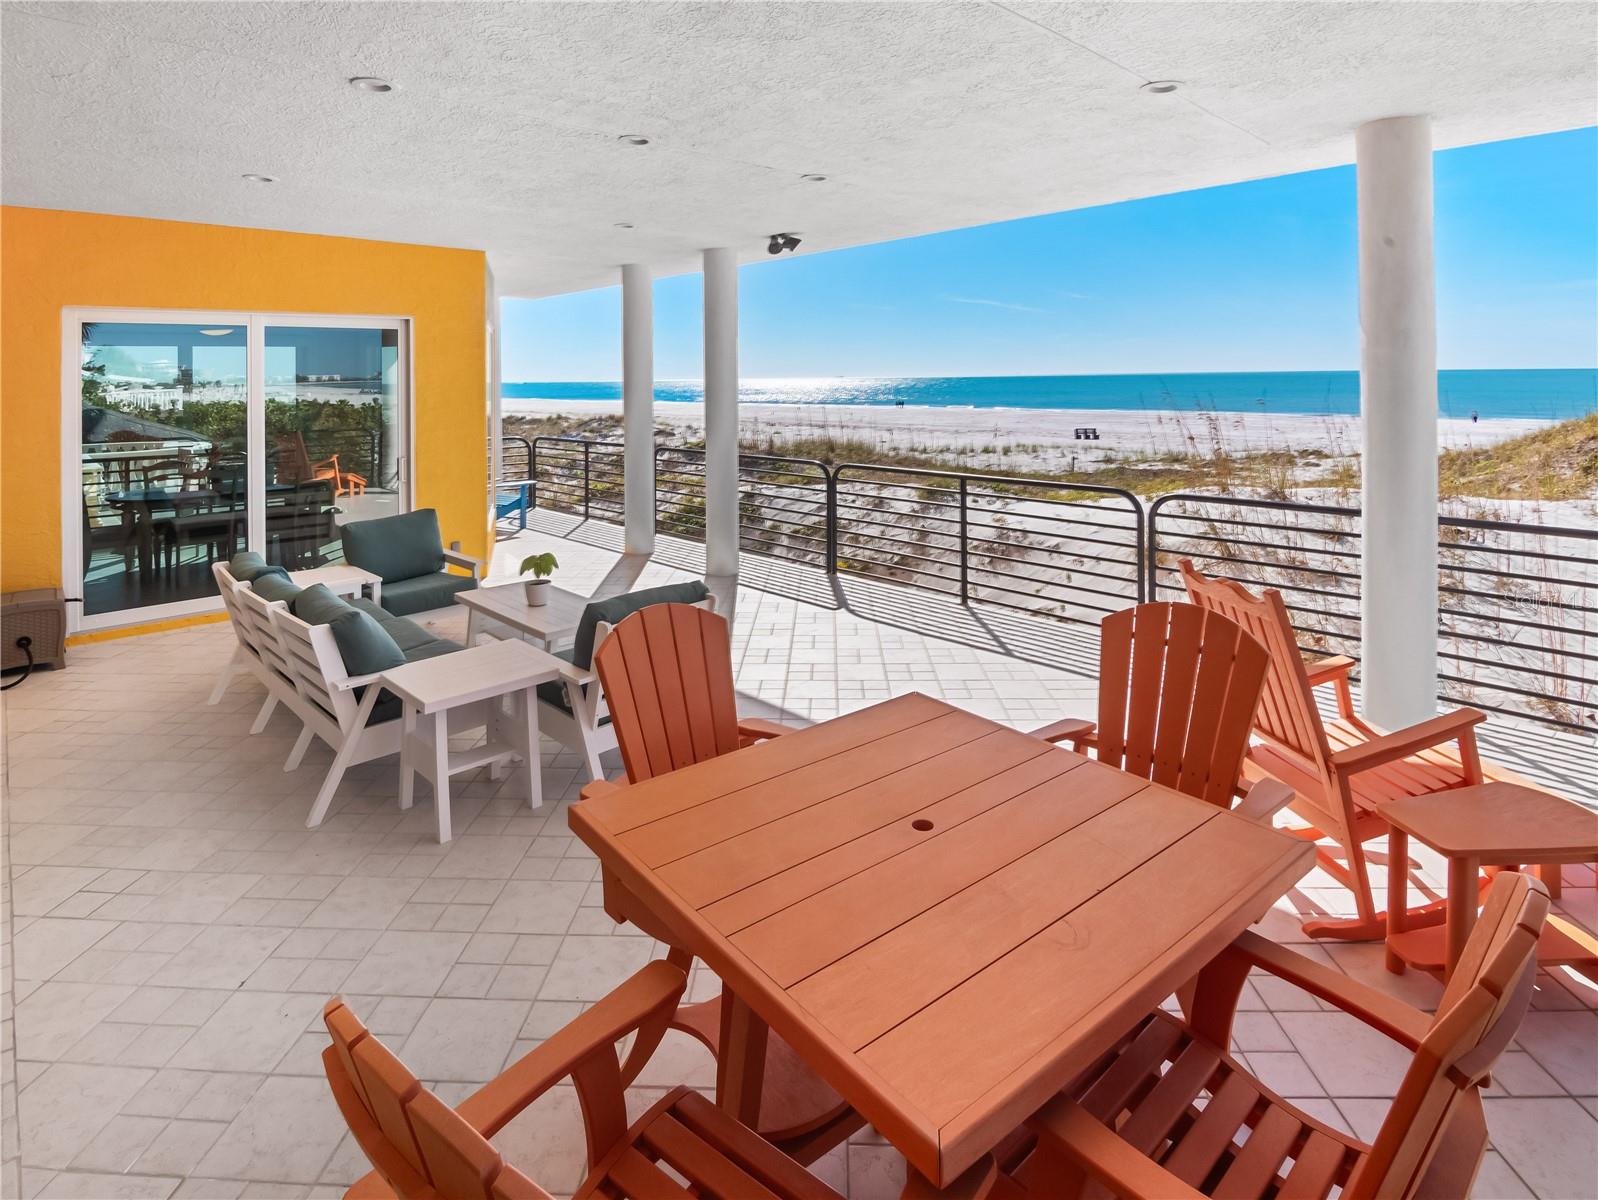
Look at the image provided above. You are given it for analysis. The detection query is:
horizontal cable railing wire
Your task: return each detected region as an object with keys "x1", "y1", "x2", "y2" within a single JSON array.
[
  {"x1": 654, "y1": 447, "x2": 831, "y2": 567},
  {"x1": 833, "y1": 464, "x2": 1144, "y2": 625},
  {"x1": 1148, "y1": 494, "x2": 1597, "y2": 731},
  {"x1": 499, "y1": 435, "x2": 532, "y2": 487},
  {"x1": 1436, "y1": 514, "x2": 1596, "y2": 731},
  {"x1": 530, "y1": 436, "x2": 625, "y2": 523}
]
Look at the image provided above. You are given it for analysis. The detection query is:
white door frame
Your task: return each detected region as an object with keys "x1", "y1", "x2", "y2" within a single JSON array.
[{"x1": 62, "y1": 306, "x2": 414, "y2": 633}]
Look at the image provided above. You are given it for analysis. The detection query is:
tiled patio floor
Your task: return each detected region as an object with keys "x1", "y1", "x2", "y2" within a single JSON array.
[{"x1": 1, "y1": 517, "x2": 1594, "y2": 1200}]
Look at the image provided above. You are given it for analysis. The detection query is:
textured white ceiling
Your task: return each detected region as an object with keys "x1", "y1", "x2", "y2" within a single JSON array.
[{"x1": 3, "y1": 1, "x2": 1594, "y2": 299}]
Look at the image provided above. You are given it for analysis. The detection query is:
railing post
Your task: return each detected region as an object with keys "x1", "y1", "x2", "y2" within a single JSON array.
[
  {"x1": 582, "y1": 441, "x2": 591, "y2": 519},
  {"x1": 826, "y1": 466, "x2": 838, "y2": 574},
  {"x1": 958, "y1": 477, "x2": 969, "y2": 603}
]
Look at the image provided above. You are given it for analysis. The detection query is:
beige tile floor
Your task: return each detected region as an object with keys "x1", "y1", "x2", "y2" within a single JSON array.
[{"x1": 1, "y1": 519, "x2": 1594, "y2": 1200}]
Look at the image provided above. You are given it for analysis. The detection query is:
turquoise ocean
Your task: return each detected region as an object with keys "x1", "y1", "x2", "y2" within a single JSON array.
[{"x1": 504, "y1": 369, "x2": 1596, "y2": 421}]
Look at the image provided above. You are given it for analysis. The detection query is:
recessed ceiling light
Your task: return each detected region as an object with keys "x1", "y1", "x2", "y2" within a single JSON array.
[
  {"x1": 349, "y1": 76, "x2": 394, "y2": 92},
  {"x1": 800, "y1": 173, "x2": 828, "y2": 183},
  {"x1": 1140, "y1": 80, "x2": 1181, "y2": 94},
  {"x1": 199, "y1": 328, "x2": 235, "y2": 336},
  {"x1": 614, "y1": 222, "x2": 635, "y2": 229},
  {"x1": 617, "y1": 133, "x2": 651, "y2": 146},
  {"x1": 241, "y1": 173, "x2": 277, "y2": 183}
]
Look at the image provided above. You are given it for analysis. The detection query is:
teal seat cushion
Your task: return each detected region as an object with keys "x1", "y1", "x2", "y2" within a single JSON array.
[
  {"x1": 341, "y1": 508, "x2": 445, "y2": 584},
  {"x1": 378, "y1": 572, "x2": 477, "y2": 617},
  {"x1": 379, "y1": 614, "x2": 439, "y2": 653},
  {"x1": 290, "y1": 584, "x2": 406, "y2": 676},
  {"x1": 250, "y1": 571, "x2": 303, "y2": 605},
  {"x1": 229, "y1": 550, "x2": 277, "y2": 582},
  {"x1": 402, "y1": 637, "x2": 463, "y2": 664},
  {"x1": 570, "y1": 580, "x2": 712, "y2": 670}
]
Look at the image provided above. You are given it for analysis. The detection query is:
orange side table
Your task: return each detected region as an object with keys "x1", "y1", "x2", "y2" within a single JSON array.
[{"x1": 1383, "y1": 781, "x2": 1597, "y2": 981}]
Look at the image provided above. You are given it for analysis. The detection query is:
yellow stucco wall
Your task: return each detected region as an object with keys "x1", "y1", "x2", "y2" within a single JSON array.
[{"x1": 1, "y1": 205, "x2": 488, "y2": 602}]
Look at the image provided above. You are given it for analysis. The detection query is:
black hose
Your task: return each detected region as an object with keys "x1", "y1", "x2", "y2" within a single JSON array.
[{"x1": 1, "y1": 636, "x2": 34, "y2": 691}]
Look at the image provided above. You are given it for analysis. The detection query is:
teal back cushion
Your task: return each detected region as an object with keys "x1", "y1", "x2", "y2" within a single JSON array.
[
  {"x1": 291, "y1": 584, "x2": 406, "y2": 676},
  {"x1": 229, "y1": 550, "x2": 274, "y2": 582},
  {"x1": 250, "y1": 570, "x2": 302, "y2": 605},
  {"x1": 572, "y1": 580, "x2": 711, "y2": 669},
  {"x1": 341, "y1": 508, "x2": 445, "y2": 583}
]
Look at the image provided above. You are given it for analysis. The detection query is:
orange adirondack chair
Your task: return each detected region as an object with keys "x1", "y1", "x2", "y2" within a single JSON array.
[
  {"x1": 1177, "y1": 558, "x2": 1525, "y2": 939},
  {"x1": 1029, "y1": 602, "x2": 1293, "y2": 822},
  {"x1": 974, "y1": 872, "x2": 1548, "y2": 1200},
  {"x1": 323, "y1": 961, "x2": 843, "y2": 1200},
  {"x1": 582, "y1": 602, "x2": 861, "y2": 1158}
]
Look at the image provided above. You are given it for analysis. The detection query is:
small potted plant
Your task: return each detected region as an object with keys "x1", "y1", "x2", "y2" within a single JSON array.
[{"x1": 518, "y1": 552, "x2": 559, "y2": 606}]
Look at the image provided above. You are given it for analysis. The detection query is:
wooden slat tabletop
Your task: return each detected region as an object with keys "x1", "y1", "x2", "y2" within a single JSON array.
[{"x1": 568, "y1": 693, "x2": 1315, "y2": 1187}]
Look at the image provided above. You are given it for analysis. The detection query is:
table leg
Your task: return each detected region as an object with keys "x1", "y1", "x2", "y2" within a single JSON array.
[
  {"x1": 466, "y1": 610, "x2": 480, "y2": 647},
  {"x1": 1386, "y1": 829, "x2": 1409, "y2": 974},
  {"x1": 432, "y1": 711, "x2": 452, "y2": 843},
  {"x1": 715, "y1": 986, "x2": 769, "y2": 1128},
  {"x1": 398, "y1": 704, "x2": 416, "y2": 811},
  {"x1": 369, "y1": 579, "x2": 382, "y2": 607},
  {"x1": 1445, "y1": 855, "x2": 1480, "y2": 981},
  {"x1": 520, "y1": 687, "x2": 543, "y2": 811}
]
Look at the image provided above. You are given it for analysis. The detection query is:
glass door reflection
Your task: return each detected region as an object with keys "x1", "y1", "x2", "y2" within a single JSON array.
[
  {"x1": 264, "y1": 324, "x2": 404, "y2": 568},
  {"x1": 79, "y1": 321, "x2": 248, "y2": 616}
]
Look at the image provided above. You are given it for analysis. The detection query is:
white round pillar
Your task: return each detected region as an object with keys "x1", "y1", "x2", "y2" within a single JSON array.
[
  {"x1": 702, "y1": 247, "x2": 740, "y2": 577},
  {"x1": 621, "y1": 263, "x2": 656, "y2": 556},
  {"x1": 1357, "y1": 115, "x2": 1438, "y2": 728}
]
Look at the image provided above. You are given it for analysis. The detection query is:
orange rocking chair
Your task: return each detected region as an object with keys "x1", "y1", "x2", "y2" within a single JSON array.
[
  {"x1": 1179, "y1": 558, "x2": 1555, "y2": 940},
  {"x1": 580, "y1": 602, "x2": 863, "y2": 1160},
  {"x1": 275, "y1": 431, "x2": 367, "y2": 497}
]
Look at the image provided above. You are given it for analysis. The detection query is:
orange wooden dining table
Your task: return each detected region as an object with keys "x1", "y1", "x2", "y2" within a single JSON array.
[{"x1": 568, "y1": 692, "x2": 1316, "y2": 1190}]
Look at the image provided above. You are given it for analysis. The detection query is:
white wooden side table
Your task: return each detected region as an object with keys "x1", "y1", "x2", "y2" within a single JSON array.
[{"x1": 378, "y1": 639, "x2": 562, "y2": 842}]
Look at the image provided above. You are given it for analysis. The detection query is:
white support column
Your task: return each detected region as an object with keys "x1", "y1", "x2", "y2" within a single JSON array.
[
  {"x1": 1357, "y1": 115, "x2": 1438, "y2": 728},
  {"x1": 703, "y1": 247, "x2": 740, "y2": 577},
  {"x1": 621, "y1": 263, "x2": 656, "y2": 555}
]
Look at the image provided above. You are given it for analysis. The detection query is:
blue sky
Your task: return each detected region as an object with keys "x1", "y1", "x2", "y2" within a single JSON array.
[{"x1": 502, "y1": 127, "x2": 1598, "y2": 381}]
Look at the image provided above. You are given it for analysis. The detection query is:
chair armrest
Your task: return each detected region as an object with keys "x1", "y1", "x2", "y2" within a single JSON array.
[
  {"x1": 454, "y1": 960, "x2": 686, "y2": 1138},
  {"x1": 737, "y1": 717, "x2": 793, "y2": 741},
  {"x1": 1028, "y1": 1096, "x2": 1205, "y2": 1199},
  {"x1": 1304, "y1": 655, "x2": 1357, "y2": 686},
  {"x1": 1330, "y1": 708, "x2": 1485, "y2": 774},
  {"x1": 552, "y1": 660, "x2": 597, "y2": 688},
  {"x1": 579, "y1": 777, "x2": 628, "y2": 803},
  {"x1": 331, "y1": 672, "x2": 385, "y2": 692},
  {"x1": 1232, "y1": 776, "x2": 1296, "y2": 823},
  {"x1": 1029, "y1": 717, "x2": 1096, "y2": 749},
  {"x1": 442, "y1": 547, "x2": 484, "y2": 580},
  {"x1": 1227, "y1": 930, "x2": 1429, "y2": 1050}
]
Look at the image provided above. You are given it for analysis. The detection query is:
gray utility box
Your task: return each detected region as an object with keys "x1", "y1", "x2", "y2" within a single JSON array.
[{"x1": 1, "y1": 589, "x2": 68, "y2": 671}]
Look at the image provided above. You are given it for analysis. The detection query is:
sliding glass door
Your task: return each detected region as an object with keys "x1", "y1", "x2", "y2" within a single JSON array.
[{"x1": 67, "y1": 310, "x2": 409, "y2": 629}]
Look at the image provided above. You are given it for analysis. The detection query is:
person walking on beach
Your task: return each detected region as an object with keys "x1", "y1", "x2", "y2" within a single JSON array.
[{"x1": 1471, "y1": 409, "x2": 1479, "y2": 423}]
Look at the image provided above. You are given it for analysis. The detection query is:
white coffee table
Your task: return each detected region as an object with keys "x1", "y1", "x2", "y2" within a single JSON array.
[
  {"x1": 290, "y1": 563, "x2": 383, "y2": 604},
  {"x1": 457, "y1": 581, "x2": 588, "y2": 649},
  {"x1": 378, "y1": 639, "x2": 562, "y2": 842}
]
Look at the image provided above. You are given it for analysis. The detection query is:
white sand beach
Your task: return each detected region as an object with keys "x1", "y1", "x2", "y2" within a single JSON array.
[{"x1": 505, "y1": 398, "x2": 1551, "y2": 475}]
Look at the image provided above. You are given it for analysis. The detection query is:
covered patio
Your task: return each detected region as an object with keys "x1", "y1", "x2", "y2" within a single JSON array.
[{"x1": 4, "y1": 3, "x2": 1597, "y2": 1199}]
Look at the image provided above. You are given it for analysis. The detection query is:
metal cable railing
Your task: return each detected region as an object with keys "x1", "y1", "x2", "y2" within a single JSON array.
[
  {"x1": 833, "y1": 464, "x2": 1144, "y2": 624},
  {"x1": 1147, "y1": 493, "x2": 1597, "y2": 731},
  {"x1": 497, "y1": 435, "x2": 1595, "y2": 732}
]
